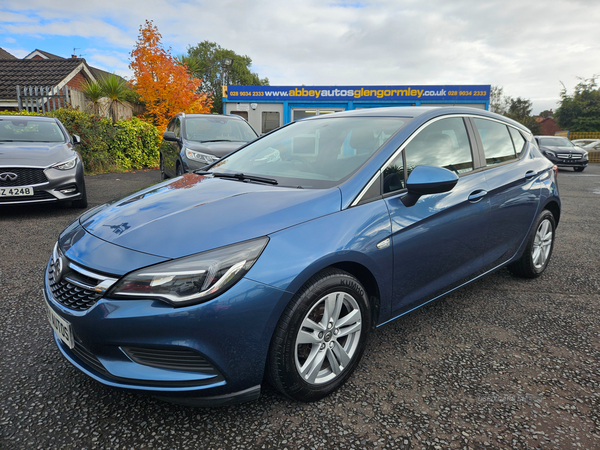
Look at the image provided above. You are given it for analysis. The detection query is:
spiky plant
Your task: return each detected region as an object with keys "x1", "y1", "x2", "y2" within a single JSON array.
[
  {"x1": 81, "y1": 79, "x2": 104, "y2": 115},
  {"x1": 99, "y1": 74, "x2": 129, "y2": 123}
]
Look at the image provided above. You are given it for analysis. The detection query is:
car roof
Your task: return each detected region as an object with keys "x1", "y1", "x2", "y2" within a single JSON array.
[
  {"x1": 300, "y1": 106, "x2": 531, "y2": 133},
  {"x1": 0, "y1": 115, "x2": 58, "y2": 122},
  {"x1": 177, "y1": 113, "x2": 244, "y2": 121}
]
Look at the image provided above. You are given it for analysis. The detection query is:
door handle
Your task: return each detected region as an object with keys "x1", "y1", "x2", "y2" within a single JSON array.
[
  {"x1": 525, "y1": 170, "x2": 536, "y2": 179},
  {"x1": 468, "y1": 190, "x2": 487, "y2": 202}
]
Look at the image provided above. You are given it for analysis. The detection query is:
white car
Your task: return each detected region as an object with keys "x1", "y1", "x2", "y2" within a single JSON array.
[{"x1": 571, "y1": 139, "x2": 600, "y2": 147}]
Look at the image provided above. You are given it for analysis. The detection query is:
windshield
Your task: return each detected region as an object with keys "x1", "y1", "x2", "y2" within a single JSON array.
[
  {"x1": 539, "y1": 137, "x2": 573, "y2": 147},
  {"x1": 0, "y1": 119, "x2": 66, "y2": 142},
  {"x1": 209, "y1": 116, "x2": 409, "y2": 189},
  {"x1": 184, "y1": 117, "x2": 257, "y2": 143}
]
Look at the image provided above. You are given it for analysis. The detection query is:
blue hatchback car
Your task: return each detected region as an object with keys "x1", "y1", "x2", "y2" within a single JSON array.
[{"x1": 44, "y1": 107, "x2": 560, "y2": 406}]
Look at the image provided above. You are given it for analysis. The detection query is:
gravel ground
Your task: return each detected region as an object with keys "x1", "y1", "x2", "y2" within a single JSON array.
[{"x1": 1, "y1": 165, "x2": 599, "y2": 450}]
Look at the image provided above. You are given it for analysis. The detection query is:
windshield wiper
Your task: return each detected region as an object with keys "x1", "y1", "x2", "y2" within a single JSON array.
[
  {"x1": 195, "y1": 171, "x2": 278, "y2": 185},
  {"x1": 200, "y1": 139, "x2": 240, "y2": 143}
]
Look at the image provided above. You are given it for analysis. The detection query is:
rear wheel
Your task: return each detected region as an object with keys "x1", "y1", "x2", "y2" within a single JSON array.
[
  {"x1": 508, "y1": 210, "x2": 555, "y2": 278},
  {"x1": 267, "y1": 269, "x2": 371, "y2": 402}
]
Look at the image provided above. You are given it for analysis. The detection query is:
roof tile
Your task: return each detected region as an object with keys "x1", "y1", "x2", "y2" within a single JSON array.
[{"x1": 0, "y1": 59, "x2": 87, "y2": 100}]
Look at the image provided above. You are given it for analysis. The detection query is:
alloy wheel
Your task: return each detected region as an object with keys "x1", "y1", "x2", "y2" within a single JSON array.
[
  {"x1": 294, "y1": 291, "x2": 362, "y2": 385},
  {"x1": 532, "y1": 218, "x2": 553, "y2": 269}
]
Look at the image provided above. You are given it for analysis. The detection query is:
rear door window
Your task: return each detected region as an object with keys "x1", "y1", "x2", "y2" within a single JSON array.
[
  {"x1": 508, "y1": 127, "x2": 526, "y2": 157},
  {"x1": 473, "y1": 118, "x2": 517, "y2": 166}
]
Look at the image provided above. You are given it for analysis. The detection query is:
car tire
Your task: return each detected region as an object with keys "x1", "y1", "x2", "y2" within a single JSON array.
[
  {"x1": 160, "y1": 155, "x2": 168, "y2": 180},
  {"x1": 574, "y1": 167, "x2": 585, "y2": 172},
  {"x1": 508, "y1": 210, "x2": 555, "y2": 278},
  {"x1": 267, "y1": 269, "x2": 371, "y2": 402},
  {"x1": 71, "y1": 183, "x2": 88, "y2": 209},
  {"x1": 176, "y1": 162, "x2": 184, "y2": 177}
]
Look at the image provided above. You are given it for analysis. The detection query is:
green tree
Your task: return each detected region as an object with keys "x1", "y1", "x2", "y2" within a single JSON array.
[
  {"x1": 555, "y1": 76, "x2": 600, "y2": 132},
  {"x1": 489, "y1": 85, "x2": 510, "y2": 115},
  {"x1": 505, "y1": 97, "x2": 541, "y2": 135},
  {"x1": 184, "y1": 41, "x2": 269, "y2": 113}
]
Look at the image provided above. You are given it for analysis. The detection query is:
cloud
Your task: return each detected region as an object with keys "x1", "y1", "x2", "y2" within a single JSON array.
[{"x1": 2, "y1": 0, "x2": 600, "y2": 113}]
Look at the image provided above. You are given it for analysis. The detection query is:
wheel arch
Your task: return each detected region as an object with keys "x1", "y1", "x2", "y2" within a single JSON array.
[
  {"x1": 280, "y1": 260, "x2": 383, "y2": 331},
  {"x1": 329, "y1": 261, "x2": 381, "y2": 329},
  {"x1": 543, "y1": 200, "x2": 561, "y2": 227}
]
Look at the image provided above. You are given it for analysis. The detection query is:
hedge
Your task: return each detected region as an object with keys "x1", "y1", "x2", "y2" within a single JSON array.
[{"x1": 0, "y1": 109, "x2": 160, "y2": 174}]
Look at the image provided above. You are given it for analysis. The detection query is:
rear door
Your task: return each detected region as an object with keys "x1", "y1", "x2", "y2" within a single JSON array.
[{"x1": 470, "y1": 118, "x2": 541, "y2": 266}]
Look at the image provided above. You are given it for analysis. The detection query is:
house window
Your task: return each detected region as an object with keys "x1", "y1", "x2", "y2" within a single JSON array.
[{"x1": 262, "y1": 112, "x2": 280, "y2": 134}]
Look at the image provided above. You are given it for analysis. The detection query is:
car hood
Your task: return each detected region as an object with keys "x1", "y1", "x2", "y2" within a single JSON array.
[
  {"x1": 0, "y1": 141, "x2": 73, "y2": 166},
  {"x1": 80, "y1": 173, "x2": 341, "y2": 259},
  {"x1": 184, "y1": 140, "x2": 249, "y2": 158}
]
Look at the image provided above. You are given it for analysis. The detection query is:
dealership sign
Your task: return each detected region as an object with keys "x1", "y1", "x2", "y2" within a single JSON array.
[{"x1": 226, "y1": 85, "x2": 490, "y2": 102}]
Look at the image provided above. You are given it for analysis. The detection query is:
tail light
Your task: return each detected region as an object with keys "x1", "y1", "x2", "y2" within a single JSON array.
[{"x1": 553, "y1": 165, "x2": 558, "y2": 176}]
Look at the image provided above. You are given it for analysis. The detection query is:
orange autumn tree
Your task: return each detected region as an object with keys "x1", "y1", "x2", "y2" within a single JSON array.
[{"x1": 130, "y1": 20, "x2": 212, "y2": 132}]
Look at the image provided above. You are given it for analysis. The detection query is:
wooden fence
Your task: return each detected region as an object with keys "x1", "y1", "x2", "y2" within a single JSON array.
[{"x1": 16, "y1": 85, "x2": 70, "y2": 113}]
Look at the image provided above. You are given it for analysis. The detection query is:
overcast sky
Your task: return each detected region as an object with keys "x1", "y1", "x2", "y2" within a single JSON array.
[{"x1": 1, "y1": 0, "x2": 599, "y2": 114}]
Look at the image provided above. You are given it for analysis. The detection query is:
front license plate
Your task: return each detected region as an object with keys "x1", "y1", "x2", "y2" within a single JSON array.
[
  {"x1": 47, "y1": 305, "x2": 75, "y2": 349},
  {"x1": 0, "y1": 186, "x2": 34, "y2": 197}
]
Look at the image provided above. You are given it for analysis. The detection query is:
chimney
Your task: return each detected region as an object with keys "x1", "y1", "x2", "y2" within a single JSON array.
[{"x1": 71, "y1": 55, "x2": 77, "y2": 59}]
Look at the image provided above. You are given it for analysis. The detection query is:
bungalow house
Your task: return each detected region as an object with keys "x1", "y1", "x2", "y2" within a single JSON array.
[{"x1": 0, "y1": 48, "x2": 131, "y2": 118}]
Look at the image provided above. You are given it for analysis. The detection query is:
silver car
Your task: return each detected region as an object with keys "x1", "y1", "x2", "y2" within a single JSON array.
[{"x1": 0, "y1": 116, "x2": 87, "y2": 208}]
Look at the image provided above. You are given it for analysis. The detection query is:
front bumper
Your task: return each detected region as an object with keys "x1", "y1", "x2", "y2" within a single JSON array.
[
  {"x1": 0, "y1": 163, "x2": 85, "y2": 205},
  {"x1": 43, "y1": 259, "x2": 292, "y2": 406}
]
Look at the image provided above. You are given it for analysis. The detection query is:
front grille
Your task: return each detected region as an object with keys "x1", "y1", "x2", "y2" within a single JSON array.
[
  {"x1": 0, "y1": 167, "x2": 48, "y2": 187},
  {"x1": 122, "y1": 346, "x2": 220, "y2": 375},
  {"x1": 557, "y1": 153, "x2": 582, "y2": 160},
  {"x1": 47, "y1": 261, "x2": 103, "y2": 311},
  {"x1": 0, "y1": 190, "x2": 55, "y2": 203},
  {"x1": 47, "y1": 244, "x2": 118, "y2": 311}
]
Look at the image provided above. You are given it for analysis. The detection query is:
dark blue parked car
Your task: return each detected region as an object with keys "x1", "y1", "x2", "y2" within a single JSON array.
[{"x1": 44, "y1": 107, "x2": 560, "y2": 406}]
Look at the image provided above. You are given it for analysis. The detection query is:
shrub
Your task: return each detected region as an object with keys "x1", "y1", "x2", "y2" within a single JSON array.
[
  {"x1": 49, "y1": 109, "x2": 118, "y2": 173},
  {"x1": 0, "y1": 108, "x2": 160, "y2": 173},
  {"x1": 112, "y1": 117, "x2": 160, "y2": 170}
]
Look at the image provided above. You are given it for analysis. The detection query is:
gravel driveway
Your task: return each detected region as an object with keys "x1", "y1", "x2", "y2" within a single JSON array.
[{"x1": 1, "y1": 166, "x2": 599, "y2": 449}]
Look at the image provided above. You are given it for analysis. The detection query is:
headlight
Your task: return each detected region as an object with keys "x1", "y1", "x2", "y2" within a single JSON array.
[
  {"x1": 52, "y1": 156, "x2": 78, "y2": 170},
  {"x1": 544, "y1": 150, "x2": 556, "y2": 158},
  {"x1": 185, "y1": 147, "x2": 218, "y2": 164},
  {"x1": 108, "y1": 237, "x2": 269, "y2": 306}
]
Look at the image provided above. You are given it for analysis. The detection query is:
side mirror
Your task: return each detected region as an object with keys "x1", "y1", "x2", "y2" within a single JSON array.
[
  {"x1": 401, "y1": 165, "x2": 459, "y2": 207},
  {"x1": 163, "y1": 131, "x2": 178, "y2": 142},
  {"x1": 72, "y1": 134, "x2": 81, "y2": 145}
]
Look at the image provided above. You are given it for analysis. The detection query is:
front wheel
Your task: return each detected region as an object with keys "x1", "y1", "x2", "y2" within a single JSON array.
[
  {"x1": 508, "y1": 210, "x2": 556, "y2": 278},
  {"x1": 267, "y1": 269, "x2": 371, "y2": 402}
]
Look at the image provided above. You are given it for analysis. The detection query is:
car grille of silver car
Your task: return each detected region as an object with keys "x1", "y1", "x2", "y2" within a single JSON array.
[
  {"x1": 0, "y1": 168, "x2": 48, "y2": 187},
  {"x1": 47, "y1": 246, "x2": 118, "y2": 311}
]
